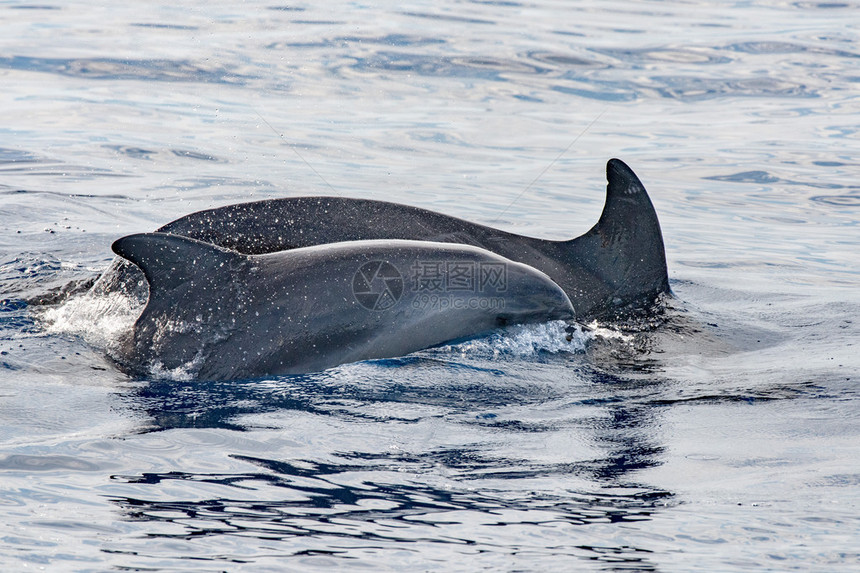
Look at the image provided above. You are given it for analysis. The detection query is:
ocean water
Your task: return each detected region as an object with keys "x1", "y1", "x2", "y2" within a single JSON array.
[{"x1": 1, "y1": 0, "x2": 858, "y2": 570}]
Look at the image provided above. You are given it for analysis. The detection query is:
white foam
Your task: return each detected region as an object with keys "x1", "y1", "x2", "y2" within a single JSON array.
[
  {"x1": 582, "y1": 320, "x2": 634, "y2": 342},
  {"x1": 439, "y1": 320, "x2": 589, "y2": 359},
  {"x1": 40, "y1": 290, "x2": 142, "y2": 354},
  {"x1": 145, "y1": 356, "x2": 202, "y2": 382},
  {"x1": 40, "y1": 290, "x2": 212, "y2": 380}
]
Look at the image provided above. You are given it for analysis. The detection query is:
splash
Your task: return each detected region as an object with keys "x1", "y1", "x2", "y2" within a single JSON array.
[
  {"x1": 440, "y1": 320, "x2": 589, "y2": 358},
  {"x1": 581, "y1": 320, "x2": 634, "y2": 342},
  {"x1": 39, "y1": 286, "x2": 215, "y2": 381},
  {"x1": 146, "y1": 355, "x2": 203, "y2": 382},
  {"x1": 39, "y1": 289, "x2": 142, "y2": 355}
]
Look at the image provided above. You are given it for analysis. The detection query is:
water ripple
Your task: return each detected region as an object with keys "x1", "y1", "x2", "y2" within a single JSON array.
[
  {"x1": 401, "y1": 11, "x2": 495, "y2": 25},
  {"x1": 728, "y1": 40, "x2": 859, "y2": 58},
  {"x1": 0, "y1": 454, "x2": 103, "y2": 472},
  {"x1": 596, "y1": 46, "x2": 732, "y2": 65},
  {"x1": 810, "y1": 194, "x2": 860, "y2": 207},
  {"x1": 1, "y1": 0, "x2": 858, "y2": 570},
  {"x1": 651, "y1": 76, "x2": 813, "y2": 100},
  {"x1": 352, "y1": 51, "x2": 547, "y2": 80},
  {"x1": 0, "y1": 56, "x2": 251, "y2": 84},
  {"x1": 108, "y1": 455, "x2": 672, "y2": 551}
]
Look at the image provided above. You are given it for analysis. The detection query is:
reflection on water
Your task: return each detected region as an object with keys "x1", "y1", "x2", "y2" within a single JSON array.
[
  {"x1": 110, "y1": 458, "x2": 670, "y2": 568},
  {"x1": 107, "y1": 348, "x2": 673, "y2": 569},
  {"x1": 102, "y1": 301, "x2": 833, "y2": 567}
]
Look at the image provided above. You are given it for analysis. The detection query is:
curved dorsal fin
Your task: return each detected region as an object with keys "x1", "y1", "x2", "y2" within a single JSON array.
[
  {"x1": 111, "y1": 232, "x2": 246, "y2": 297},
  {"x1": 565, "y1": 159, "x2": 670, "y2": 316}
]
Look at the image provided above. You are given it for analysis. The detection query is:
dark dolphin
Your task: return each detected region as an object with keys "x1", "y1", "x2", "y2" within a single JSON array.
[
  {"x1": 96, "y1": 158, "x2": 669, "y2": 320},
  {"x1": 111, "y1": 234, "x2": 574, "y2": 380}
]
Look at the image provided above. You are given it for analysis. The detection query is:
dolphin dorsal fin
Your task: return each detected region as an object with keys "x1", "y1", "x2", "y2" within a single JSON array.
[
  {"x1": 599, "y1": 158, "x2": 654, "y2": 228},
  {"x1": 111, "y1": 232, "x2": 246, "y2": 296},
  {"x1": 565, "y1": 159, "x2": 670, "y2": 316}
]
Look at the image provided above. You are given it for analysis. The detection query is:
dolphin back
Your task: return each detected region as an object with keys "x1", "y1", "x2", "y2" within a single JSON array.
[
  {"x1": 103, "y1": 159, "x2": 669, "y2": 321},
  {"x1": 109, "y1": 234, "x2": 575, "y2": 380}
]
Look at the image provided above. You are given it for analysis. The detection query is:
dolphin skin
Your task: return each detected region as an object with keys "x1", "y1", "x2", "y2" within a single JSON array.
[
  {"x1": 111, "y1": 234, "x2": 574, "y2": 380},
  {"x1": 98, "y1": 159, "x2": 669, "y2": 320}
]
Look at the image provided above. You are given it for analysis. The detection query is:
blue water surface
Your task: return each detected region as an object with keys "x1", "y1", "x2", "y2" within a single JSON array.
[{"x1": 1, "y1": 1, "x2": 858, "y2": 571}]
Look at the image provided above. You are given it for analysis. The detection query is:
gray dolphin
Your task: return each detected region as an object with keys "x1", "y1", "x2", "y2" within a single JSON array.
[
  {"x1": 97, "y1": 159, "x2": 669, "y2": 320},
  {"x1": 111, "y1": 234, "x2": 574, "y2": 380}
]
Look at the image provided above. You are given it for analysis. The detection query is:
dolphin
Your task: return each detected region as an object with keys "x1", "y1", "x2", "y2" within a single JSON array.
[
  {"x1": 95, "y1": 159, "x2": 669, "y2": 320},
  {"x1": 110, "y1": 234, "x2": 574, "y2": 380}
]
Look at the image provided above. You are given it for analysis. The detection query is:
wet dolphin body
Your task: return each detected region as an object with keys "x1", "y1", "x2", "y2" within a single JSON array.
[
  {"x1": 111, "y1": 234, "x2": 574, "y2": 380},
  {"x1": 97, "y1": 159, "x2": 669, "y2": 320}
]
